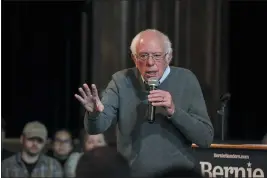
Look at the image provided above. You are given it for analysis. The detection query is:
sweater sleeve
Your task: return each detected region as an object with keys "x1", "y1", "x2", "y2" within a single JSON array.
[
  {"x1": 170, "y1": 72, "x2": 214, "y2": 148},
  {"x1": 84, "y1": 77, "x2": 119, "y2": 135}
]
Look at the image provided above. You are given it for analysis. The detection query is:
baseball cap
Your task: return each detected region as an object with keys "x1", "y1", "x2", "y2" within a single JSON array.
[{"x1": 22, "y1": 121, "x2": 48, "y2": 141}]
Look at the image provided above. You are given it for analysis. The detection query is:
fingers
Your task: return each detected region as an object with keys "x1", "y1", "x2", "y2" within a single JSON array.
[
  {"x1": 91, "y1": 84, "x2": 100, "y2": 100},
  {"x1": 83, "y1": 83, "x2": 92, "y2": 97},
  {"x1": 149, "y1": 97, "x2": 169, "y2": 107},
  {"x1": 152, "y1": 101, "x2": 168, "y2": 107},
  {"x1": 148, "y1": 93, "x2": 163, "y2": 99},
  {"x1": 78, "y1": 87, "x2": 87, "y2": 98},
  {"x1": 75, "y1": 83, "x2": 94, "y2": 101},
  {"x1": 148, "y1": 89, "x2": 167, "y2": 98},
  {"x1": 148, "y1": 91, "x2": 167, "y2": 102},
  {"x1": 149, "y1": 90, "x2": 162, "y2": 94},
  {"x1": 148, "y1": 90, "x2": 172, "y2": 108},
  {"x1": 148, "y1": 96, "x2": 164, "y2": 102},
  {"x1": 74, "y1": 94, "x2": 85, "y2": 104},
  {"x1": 75, "y1": 83, "x2": 100, "y2": 101},
  {"x1": 75, "y1": 83, "x2": 103, "y2": 113}
]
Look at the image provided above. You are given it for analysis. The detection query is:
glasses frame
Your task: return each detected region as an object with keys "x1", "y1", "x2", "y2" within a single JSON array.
[{"x1": 135, "y1": 52, "x2": 168, "y2": 62}]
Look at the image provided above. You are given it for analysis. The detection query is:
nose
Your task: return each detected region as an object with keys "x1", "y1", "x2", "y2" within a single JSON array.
[{"x1": 146, "y1": 57, "x2": 155, "y2": 66}]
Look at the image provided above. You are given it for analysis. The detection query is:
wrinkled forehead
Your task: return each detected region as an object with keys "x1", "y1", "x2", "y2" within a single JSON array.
[{"x1": 137, "y1": 33, "x2": 165, "y2": 53}]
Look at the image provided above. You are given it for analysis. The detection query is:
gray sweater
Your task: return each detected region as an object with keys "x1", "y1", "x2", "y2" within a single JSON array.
[{"x1": 84, "y1": 66, "x2": 214, "y2": 177}]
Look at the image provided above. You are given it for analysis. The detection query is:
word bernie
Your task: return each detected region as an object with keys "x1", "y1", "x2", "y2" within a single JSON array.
[{"x1": 200, "y1": 161, "x2": 264, "y2": 178}]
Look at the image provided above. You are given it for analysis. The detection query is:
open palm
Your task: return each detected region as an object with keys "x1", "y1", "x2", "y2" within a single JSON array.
[{"x1": 74, "y1": 84, "x2": 104, "y2": 113}]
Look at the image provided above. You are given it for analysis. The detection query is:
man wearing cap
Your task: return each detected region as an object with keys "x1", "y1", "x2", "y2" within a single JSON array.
[{"x1": 1, "y1": 121, "x2": 63, "y2": 178}]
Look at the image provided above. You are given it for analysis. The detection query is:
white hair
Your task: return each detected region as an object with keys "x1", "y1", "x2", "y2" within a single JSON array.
[{"x1": 130, "y1": 29, "x2": 173, "y2": 55}]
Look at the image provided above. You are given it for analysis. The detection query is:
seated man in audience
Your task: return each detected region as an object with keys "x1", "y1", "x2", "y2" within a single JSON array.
[
  {"x1": 64, "y1": 130, "x2": 107, "y2": 177},
  {"x1": 47, "y1": 129, "x2": 73, "y2": 167},
  {"x1": 75, "y1": 146, "x2": 130, "y2": 178},
  {"x1": 1, "y1": 118, "x2": 14, "y2": 160},
  {"x1": 1, "y1": 121, "x2": 63, "y2": 178}
]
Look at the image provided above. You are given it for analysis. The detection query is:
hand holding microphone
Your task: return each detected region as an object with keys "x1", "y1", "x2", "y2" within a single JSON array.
[
  {"x1": 147, "y1": 78, "x2": 175, "y2": 123},
  {"x1": 147, "y1": 78, "x2": 159, "y2": 123}
]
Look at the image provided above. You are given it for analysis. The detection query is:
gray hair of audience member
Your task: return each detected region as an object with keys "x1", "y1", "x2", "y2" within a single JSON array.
[
  {"x1": 79, "y1": 129, "x2": 107, "y2": 149},
  {"x1": 75, "y1": 147, "x2": 130, "y2": 178},
  {"x1": 129, "y1": 29, "x2": 173, "y2": 58}
]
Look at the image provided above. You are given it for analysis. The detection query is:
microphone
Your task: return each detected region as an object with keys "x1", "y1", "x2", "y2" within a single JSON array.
[
  {"x1": 147, "y1": 78, "x2": 159, "y2": 123},
  {"x1": 217, "y1": 92, "x2": 231, "y2": 141},
  {"x1": 220, "y1": 93, "x2": 231, "y2": 103}
]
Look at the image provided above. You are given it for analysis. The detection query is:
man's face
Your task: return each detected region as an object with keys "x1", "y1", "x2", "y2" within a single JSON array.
[
  {"x1": 21, "y1": 136, "x2": 45, "y2": 156},
  {"x1": 53, "y1": 131, "x2": 72, "y2": 156},
  {"x1": 132, "y1": 32, "x2": 171, "y2": 81},
  {"x1": 84, "y1": 134, "x2": 106, "y2": 152}
]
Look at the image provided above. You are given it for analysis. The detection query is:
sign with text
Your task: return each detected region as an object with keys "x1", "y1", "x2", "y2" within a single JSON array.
[{"x1": 193, "y1": 148, "x2": 267, "y2": 178}]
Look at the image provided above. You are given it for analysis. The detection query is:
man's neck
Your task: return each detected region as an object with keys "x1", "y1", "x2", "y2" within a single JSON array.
[{"x1": 21, "y1": 151, "x2": 39, "y2": 164}]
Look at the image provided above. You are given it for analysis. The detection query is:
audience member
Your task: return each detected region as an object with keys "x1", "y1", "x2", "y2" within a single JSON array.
[
  {"x1": 75, "y1": 146, "x2": 130, "y2": 178},
  {"x1": 64, "y1": 129, "x2": 107, "y2": 177},
  {"x1": 47, "y1": 129, "x2": 73, "y2": 167},
  {"x1": 1, "y1": 121, "x2": 63, "y2": 178}
]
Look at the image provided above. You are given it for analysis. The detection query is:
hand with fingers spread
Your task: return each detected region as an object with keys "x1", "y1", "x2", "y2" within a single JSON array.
[
  {"x1": 148, "y1": 89, "x2": 175, "y2": 117},
  {"x1": 74, "y1": 84, "x2": 104, "y2": 113}
]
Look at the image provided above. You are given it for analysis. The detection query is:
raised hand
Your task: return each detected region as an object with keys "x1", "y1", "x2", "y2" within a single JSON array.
[{"x1": 74, "y1": 84, "x2": 104, "y2": 113}]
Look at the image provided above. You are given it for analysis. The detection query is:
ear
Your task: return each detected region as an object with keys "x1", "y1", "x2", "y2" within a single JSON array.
[
  {"x1": 166, "y1": 53, "x2": 173, "y2": 64},
  {"x1": 131, "y1": 53, "x2": 135, "y2": 61},
  {"x1": 20, "y1": 135, "x2": 24, "y2": 144},
  {"x1": 131, "y1": 54, "x2": 138, "y2": 66}
]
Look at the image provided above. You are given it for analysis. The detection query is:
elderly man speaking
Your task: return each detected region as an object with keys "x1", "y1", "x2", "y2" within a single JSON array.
[{"x1": 75, "y1": 29, "x2": 214, "y2": 177}]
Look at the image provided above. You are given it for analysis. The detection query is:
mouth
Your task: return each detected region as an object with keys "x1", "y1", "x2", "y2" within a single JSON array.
[
  {"x1": 145, "y1": 71, "x2": 158, "y2": 77},
  {"x1": 30, "y1": 147, "x2": 39, "y2": 152}
]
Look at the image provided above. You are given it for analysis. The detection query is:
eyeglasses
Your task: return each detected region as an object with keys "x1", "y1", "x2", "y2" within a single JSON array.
[
  {"x1": 55, "y1": 138, "x2": 72, "y2": 144},
  {"x1": 135, "y1": 52, "x2": 167, "y2": 62}
]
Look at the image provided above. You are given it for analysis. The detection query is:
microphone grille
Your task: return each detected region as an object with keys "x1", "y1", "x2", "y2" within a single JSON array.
[{"x1": 147, "y1": 78, "x2": 159, "y2": 87}]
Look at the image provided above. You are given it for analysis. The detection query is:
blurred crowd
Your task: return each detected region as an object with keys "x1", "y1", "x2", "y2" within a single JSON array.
[
  {"x1": 2, "y1": 119, "x2": 266, "y2": 178},
  {"x1": 1, "y1": 120, "x2": 113, "y2": 178},
  {"x1": 2, "y1": 120, "x2": 203, "y2": 178}
]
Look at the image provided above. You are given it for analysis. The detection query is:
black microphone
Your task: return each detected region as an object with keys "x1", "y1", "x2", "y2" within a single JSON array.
[
  {"x1": 220, "y1": 93, "x2": 231, "y2": 103},
  {"x1": 147, "y1": 78, "x2": 159, "y2": 123},
  {"x1": 217, "y1": 92, "x2": 231, "y2": 141}
]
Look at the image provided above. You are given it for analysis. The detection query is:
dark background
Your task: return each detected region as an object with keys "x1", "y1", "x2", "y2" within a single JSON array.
[
  {"x1": 228, "y1": 1, "x2": 267, "y2": 141},
  {"x1": 2, "y1": 1, "x2": 267, "y2": 142},
  {"x1": 2, "y1": 2, "x2": 86, "y2": 137}
]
